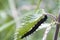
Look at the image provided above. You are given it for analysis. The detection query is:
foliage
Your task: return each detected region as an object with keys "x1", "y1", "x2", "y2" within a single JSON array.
[{"x1": 0, "y1": 0, "x2": 60, "y2": 40}]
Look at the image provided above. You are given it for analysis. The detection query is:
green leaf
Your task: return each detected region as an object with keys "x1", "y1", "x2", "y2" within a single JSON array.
[
  {"x1": 0, "y1": 0, "x2": 8, "y2": 10},
  {"x1": 17, "y1": 9, "x2": 45, "y2": 40}
]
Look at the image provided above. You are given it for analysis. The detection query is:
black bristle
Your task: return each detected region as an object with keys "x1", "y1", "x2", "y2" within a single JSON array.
[{"x1": 21, "y1": 15, "x2": 47, "y2": 39}]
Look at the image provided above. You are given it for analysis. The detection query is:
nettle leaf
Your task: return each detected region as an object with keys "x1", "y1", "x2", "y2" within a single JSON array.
[
  {"x1": 0, "y1": 0, "x2": 8, "y2": 10},
  {"x1": 17, "y1": 9, "x2": 44, "y2": 40}
]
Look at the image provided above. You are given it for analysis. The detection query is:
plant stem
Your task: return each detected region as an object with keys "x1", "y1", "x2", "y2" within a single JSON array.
[
  {"x1": 8, "y1": 0, "x2": 20, "y2": 40},
  {"x1": 35, "y1": 0, "x2": 41, "y2": 12},
  {"x1": 54, "y1": 13, "x2": 60, "y2": 40}
]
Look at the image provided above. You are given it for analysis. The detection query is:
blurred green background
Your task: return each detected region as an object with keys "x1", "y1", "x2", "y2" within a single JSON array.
[{"x1": 0, "y1": 0, "x2": 60, "y2": 40}]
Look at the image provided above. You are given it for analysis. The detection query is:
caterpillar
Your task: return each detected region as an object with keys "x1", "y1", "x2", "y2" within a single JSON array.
[{"x1": 21, "y1": 15, "x2": 47, "y2": 39}]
